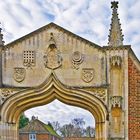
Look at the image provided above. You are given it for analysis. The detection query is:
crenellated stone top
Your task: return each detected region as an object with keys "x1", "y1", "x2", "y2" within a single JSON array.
[{"x1": 110, "y1": 55, "x2": 122, "y2": 68}]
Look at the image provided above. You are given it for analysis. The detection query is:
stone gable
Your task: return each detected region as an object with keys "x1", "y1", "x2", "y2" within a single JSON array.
[{"x1": 2, "y1": 23, "x2": 106, "y2": 87}]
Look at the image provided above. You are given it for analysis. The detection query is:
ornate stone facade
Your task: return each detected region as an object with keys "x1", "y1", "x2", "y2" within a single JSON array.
[{"x1": 0, "y1": 1, "x2": 140, "y2": 140}]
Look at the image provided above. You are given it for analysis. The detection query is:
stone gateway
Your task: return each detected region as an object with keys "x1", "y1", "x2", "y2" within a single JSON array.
[{"x1": 0, "y1": 1, "x2": 140, "y2": 140}]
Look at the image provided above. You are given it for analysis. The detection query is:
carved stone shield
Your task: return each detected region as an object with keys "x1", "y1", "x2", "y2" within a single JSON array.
[
  {"x1": 82, "y1": 68, "x2": 94, "y2": 83},
  {"x1": 13, "y1": 67, "x2": 26, "y2": 82}
]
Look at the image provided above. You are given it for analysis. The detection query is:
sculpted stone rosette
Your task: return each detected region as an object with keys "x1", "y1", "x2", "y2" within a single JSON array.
[{"x1": 71, "y1": 51, "x2": 84, "y2": 69}]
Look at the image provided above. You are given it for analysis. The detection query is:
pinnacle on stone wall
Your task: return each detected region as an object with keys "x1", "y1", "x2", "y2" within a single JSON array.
[
  {"x1": 0, "y1": 24, "x2": 4, "y2": 46},
  {"x1": 108, "y1": 1, "x2": 124, "y2": 47}
]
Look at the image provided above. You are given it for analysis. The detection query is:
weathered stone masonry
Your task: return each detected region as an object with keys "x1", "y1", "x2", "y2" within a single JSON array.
[{"x1": 0, "y1": 1, "x2": 140, "y2": 140}]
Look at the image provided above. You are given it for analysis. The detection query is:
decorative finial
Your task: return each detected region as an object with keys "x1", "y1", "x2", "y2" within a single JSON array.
[
  {"x1": 0, "y1": 24, "x2": 4, "y2": 46},
  {"x1": 108, "y1": 1, "x2": 124, "y2": 47},
  {"x1": 49, "y1": 32, "x2": 56, "y2": 46},
  {"x1": 111, "y1": 1, "x2": 118, "y2": 9},
  {"x1": 32, "y1": 116, "x2": 37, "y2": 120}
]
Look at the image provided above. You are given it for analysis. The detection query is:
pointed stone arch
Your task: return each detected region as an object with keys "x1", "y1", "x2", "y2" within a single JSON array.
[{"x1": 1, "y1": 72, "x2": 108, "y2": 140}]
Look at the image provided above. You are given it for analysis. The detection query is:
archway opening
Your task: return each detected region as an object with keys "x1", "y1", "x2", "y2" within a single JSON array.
[
  {"x1": 19, "y1": 99, "x2": 95, "y2": 140},
  {"x1": 1, "y1": 73, "x2": 108, "y2": 140}
]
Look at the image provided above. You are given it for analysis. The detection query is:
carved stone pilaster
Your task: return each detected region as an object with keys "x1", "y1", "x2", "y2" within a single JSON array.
[
  {"x1": 0, "y1": 27, "x2": 4, "y2": 87},
  {"x1": 0, "y1": 122, "x2": 17, "y2": 140},
  {"x1": 110, "y1": 96, "x2": 124, "y2": 138}
]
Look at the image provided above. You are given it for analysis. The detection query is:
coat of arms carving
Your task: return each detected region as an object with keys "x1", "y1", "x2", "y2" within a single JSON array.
[
  {"x1": 13, "y1": 67, "x2": 26, "y2": 82},
  {"x1": 82, "y1": 68, "x2": 94, "y2": 83},
  {"x1": 44, "y1": 33, "x2": 62, "y2": 69}
]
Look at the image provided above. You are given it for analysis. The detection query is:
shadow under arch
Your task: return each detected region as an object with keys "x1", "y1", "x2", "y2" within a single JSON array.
[{"x1": 1, "y1": 72, "x2": 108, "y2": 140}]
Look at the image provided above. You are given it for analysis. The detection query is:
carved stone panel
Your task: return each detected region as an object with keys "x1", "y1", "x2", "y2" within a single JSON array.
[
  {"x1": 110, "y1": 96, "x2": 124, "y2": 136},
  {"x1": 44, "y1": 45, "x2": 62, "y2": 69},
  {"x1": 1, "y1": 89, "x2": 11, "y2": 97},
  {"x1": 110, "y1": 96, "x2": 123, "y2": 108},
  {"x1": 44, "y1": 33, "x2": 62, "y2": 69},
  {"x1": 110, "y1": 55, "x2": 122, "y2": 68},
  {"x1": 23, "y1": 50, "x2": 36, "y2": 68},
  {"x1": 13, "y1": 67, "x2": 26, "y2": 82},
  {"x1": 71, "y1": 51, "x2": 84, "y2": 69},
  {"x1": 81, "y1": 68, "x2": 94, "y2": 83},
  {"x1": 0, "y1": 88, "x2": 22, "y2": 104},
  {"x1": 0, "y1": 89, "x2": 13, "y2": 104}
]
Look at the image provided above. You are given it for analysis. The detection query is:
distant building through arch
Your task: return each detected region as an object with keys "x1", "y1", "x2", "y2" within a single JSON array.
[{"x1": 19, "y1": 116, "x2": 62, "y2": 140}]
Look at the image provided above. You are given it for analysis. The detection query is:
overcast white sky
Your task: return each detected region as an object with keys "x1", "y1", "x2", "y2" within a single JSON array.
[
  {"x1": 1, "y1": 0, "x2": 140, "y2": 127},
  {"x1": 1, "y1": 0, "x2": 140, "y2": 59},
  {"x1": 25, "y1": 99, "x2": 95, "y2": 128}
]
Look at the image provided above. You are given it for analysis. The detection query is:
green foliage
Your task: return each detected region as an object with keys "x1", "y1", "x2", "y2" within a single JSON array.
[
  {"x1": 45, "y1": 123, "x2": 60, "y2": 137},
  {"x1": 48, "y1": 121, "x2": 54, "y2": 129},
  {"x1": 19, "y1": 113, "x2": 29, "y2": 129}
]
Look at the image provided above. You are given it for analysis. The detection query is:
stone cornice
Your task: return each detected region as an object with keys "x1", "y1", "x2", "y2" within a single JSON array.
[{"x1": 102, "y1": 45, "x2": 131, "y2": 51}]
